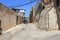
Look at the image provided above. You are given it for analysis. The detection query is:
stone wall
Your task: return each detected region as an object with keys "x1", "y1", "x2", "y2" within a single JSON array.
[
  {"x1": 18, "y1": 16, "x2": 23, "y2": 24},
  {"x1": 0, "y1": 4, "x2": 16, "y2": 32},
  {"x1": 39, "y1": 7, "x2": 58, "y2": 30}
]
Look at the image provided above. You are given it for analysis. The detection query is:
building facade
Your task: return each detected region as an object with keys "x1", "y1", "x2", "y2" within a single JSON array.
[
  {"x1": 30, "y1": 0, "x2": 60, "y2": 30},
  {"x1": 29, "y1": 7, "x2": 36, "y2": 23},
  {"x1": 38, "y1": 0, "x2": 60, "y2": 30},
  {"x1": 0, "y1": 3, "x2": 25, "y2": 35},
  {"x1": 0, "y1": 3, "x2": 16, "y2": 33},
  {"x1": 29, "y1": 3, "x2": 43, "y2": 24},
  {"x1": 12, "y1": 8, "x2": 25, "y2": 24},
  {"x1": 54, "y1": 0, "x2": 60, "y2": 30}
]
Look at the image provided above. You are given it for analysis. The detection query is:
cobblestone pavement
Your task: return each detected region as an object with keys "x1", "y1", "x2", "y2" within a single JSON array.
[{"x1": 0, "y1": 23, "x2": 60, "y2": 40}]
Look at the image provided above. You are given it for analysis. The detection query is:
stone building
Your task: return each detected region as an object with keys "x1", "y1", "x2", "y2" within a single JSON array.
[
  {"x1": 0, "y1": 3, "x2": 16, "y2": 33},
  {"x1": 18, "y1": 11, "x2": 25, "y2": 24},
  {"x1": 35, "y1": 3, "x2": 43, "y2": 24},
  {"x1": 0, "y1": 3, "x2": 25, "y2": 34},
  {"x1": 12, "y1": 8, "x2": 25, "y2": 24},
  {"x1": 29, "y1": 7, "x2": 36, "y2": 23},
  {"x1": 54, "y1": 0, "x2": 60, "y2": 30},
  {"x1": 38, "y1": 0, "x2": 60, "y2": 30},
  {"x1": 29, "y1": 3, "x2": 43, "y2": 24},
  {"x1": 30, "y1": 0, "x2": 60, "y2": 30}
]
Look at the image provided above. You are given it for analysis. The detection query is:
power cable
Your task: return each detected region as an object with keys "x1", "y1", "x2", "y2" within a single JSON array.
[{"x1": 8, "y1": 0, "x2": 37, "y2": 7}]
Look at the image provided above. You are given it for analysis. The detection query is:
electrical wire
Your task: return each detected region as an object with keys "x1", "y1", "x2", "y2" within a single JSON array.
[{"x1": 8, "y1": 0, "x2": 37, "y2": 7}]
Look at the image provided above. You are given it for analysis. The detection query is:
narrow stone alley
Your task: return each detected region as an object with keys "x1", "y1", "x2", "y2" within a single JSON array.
[
  {"x1": 0, "y1": 23, "x2": 60, "y2": 40},
  {"x1": 0, "y1": 0, "x2": 60, "y2": 40}
]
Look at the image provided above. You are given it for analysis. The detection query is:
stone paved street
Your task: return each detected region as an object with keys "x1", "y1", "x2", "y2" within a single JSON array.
[{"x1": 0, "y1": 23, "x2": 60, "y2": 40}]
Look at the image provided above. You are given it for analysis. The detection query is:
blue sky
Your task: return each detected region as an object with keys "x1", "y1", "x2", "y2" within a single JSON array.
[{"x1": 0, "y1": 0, "x2": 38, "y2": 17}]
